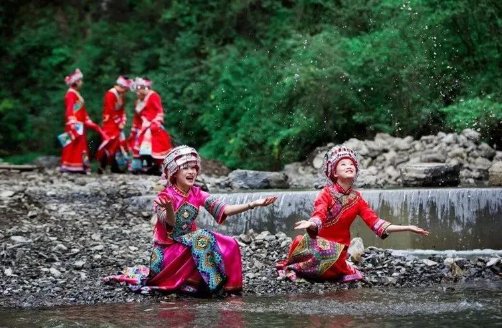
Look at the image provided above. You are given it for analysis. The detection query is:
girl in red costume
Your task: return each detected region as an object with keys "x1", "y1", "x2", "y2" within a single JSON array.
[
  {"x1": 277, "y1": 145, "x2": 429, "y2": 282},
  {"x1": 96, "y1": 76, "x2": 132, "y2": 173},
  {"x1": 60, "y1": 68, "x2": 107, "y2": 173},
  {"x1": 129, "y1": 77, "x2": 173, "y2": 174}
]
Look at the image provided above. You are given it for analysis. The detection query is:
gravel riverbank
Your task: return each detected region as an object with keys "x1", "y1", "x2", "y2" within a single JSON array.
[{"x1": 0, "y1": 170, "x2": 500, "y2": 308}]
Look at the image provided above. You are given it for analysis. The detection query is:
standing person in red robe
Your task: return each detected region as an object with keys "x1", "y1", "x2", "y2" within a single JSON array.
[
  {"x1": 96, "y1": 75, "x2": 132, "y2": 173},
  {"x1": 277, "y1": 145, "x2": 429, "y2": 282},
  {"x1": 60, "y1": 68, "x2": 107, "y2": 173},
  {"x1": 128, "y1": 77, "x2": 173, "y2": 174}
]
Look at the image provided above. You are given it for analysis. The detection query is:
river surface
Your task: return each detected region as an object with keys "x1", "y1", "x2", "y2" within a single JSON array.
[{"x1": 1, "y1": 281, "x2": 500, "y2": 327}]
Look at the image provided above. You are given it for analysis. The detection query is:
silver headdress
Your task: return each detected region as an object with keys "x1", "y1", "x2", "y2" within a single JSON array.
[
  {"x1": 161, "y1": 145, "x2": 201, "y2": 185},
  {"x1": 321, "y1": 145, "x2": 360, "y2": 183}
]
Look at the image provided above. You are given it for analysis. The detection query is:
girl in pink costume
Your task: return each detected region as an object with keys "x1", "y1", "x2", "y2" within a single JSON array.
[{"x1": 104, "y1": 145, "x2": 277, "y2": 295}]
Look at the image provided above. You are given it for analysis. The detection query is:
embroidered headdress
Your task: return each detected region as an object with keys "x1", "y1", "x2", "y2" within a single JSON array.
[
  {"x1": 161, "y1": 145, "x2": 201, "y2": 185},
  {"x1": 131, "y1": 77, "x2": 152, "y2": 90},
  {"x1": 116, "y1": 75, "x2": 132, "y2": 89},
  {"x1": 64, "y1": 68, "x2": 83, "y2": 86},
  {"x1": 322, "y1": 145, "x2": 360, "y2": 183}
]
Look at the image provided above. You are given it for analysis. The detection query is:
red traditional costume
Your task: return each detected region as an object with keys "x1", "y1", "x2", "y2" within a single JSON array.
[
  {"x1": 277, "y1": 146, "x2": 392, "y2": 282},
  {"x1": 104, "y1": 146, "x2": 242, "y2": 294},
  {"x1": 96, "y1": 76, "x2": 131, "y2": 172},
  {"x1": 129, "y1": 78, "x2": 173, "y2": 173},
  {"x1": 60, "y1": 69, "x2": 104, "y2": 173}
]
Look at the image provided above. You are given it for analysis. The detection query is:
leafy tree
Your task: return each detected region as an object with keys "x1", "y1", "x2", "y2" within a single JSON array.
[{"x1": 0, "y1": 0, "x2": 500, "y2": 168}]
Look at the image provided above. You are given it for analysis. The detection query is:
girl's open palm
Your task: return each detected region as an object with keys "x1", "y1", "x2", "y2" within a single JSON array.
[
  {"x1": 409, "y1": 225, "x2": 429, "y2": 236},
  {"x1": 253, "y1": 196, "x2": 277, "y2": 207},
  {"x1": 155, "y1": 195, "x2": 174, "y2": 212},
  {"x1": 294, "y1": 220, "x2": 315, "y2": 230}
]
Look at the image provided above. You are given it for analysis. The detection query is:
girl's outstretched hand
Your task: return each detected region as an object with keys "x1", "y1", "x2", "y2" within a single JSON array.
[
  {"x1": 154, "y1": 194, "x2": 176, "y2": 226},
  {"x1": 409, "y1": 225, "x2": 429, "y2": 236},
  {"x1": 294, "y1": 220, "x2": 316, "y2": 230},
  {"x1": 251, "y1": 196, "x2": 277, "y2": 208},
  {"x1": 155, "y1": 194, "x2": 174, "y2": 212}
]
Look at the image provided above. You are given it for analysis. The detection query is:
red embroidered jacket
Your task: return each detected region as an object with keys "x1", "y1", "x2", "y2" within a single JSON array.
[{"x1": 308, "y1": 184, "x2": 391, "y2": 246}]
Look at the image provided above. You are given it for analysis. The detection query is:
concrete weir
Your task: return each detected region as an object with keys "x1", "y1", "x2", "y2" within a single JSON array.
[{"x1": 130, "y1": 187, "x2": 502, "y2": 250}]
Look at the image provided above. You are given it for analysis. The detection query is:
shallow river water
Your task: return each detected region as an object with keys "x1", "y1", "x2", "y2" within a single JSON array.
[{"x1": 1, "y1": 281, "x2": 500, "y2": 327}]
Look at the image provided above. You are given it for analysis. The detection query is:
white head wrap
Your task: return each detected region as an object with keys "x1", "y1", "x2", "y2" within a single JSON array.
[
  {"x1": 116, "y1": 75, "x2": 132, "y2": 89},
  {"x1": 64, "y1": 68, "x2": 83, "y2": 86},
  {"x1": 131, "y1": 77, "x2": 152, "y2": 90}
]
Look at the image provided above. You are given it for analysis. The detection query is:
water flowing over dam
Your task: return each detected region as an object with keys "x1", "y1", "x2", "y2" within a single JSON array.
[{"x1": 130, "y1": 187, "x2": 502, "y2": 250}]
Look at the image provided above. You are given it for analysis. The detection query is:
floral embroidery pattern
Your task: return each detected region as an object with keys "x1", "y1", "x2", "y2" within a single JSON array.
[
  {"x1": 176, "y1": 229, "x2": 226, "y2": 292},
  {"x1": 171, "y1": 203, "x2": 198, "y2": 238},
  {"x1": 324, "y1": 188, "x2": 359, "y2": 227},
  {"x1": 287, "y1": 233, "x2": 345, "y2": 277}
]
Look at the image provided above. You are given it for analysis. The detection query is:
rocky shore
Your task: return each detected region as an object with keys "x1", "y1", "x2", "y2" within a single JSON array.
[
  {"x1": 208, "y1": 129, "x2": 501, "y2": 190},
  {"x1": 0, "y1": 170, "x2": 501, "y2": 308}
]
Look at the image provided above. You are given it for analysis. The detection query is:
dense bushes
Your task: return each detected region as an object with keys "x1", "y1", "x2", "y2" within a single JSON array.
[{"x1": 0, "y1": 0, "x2": 500, "y2": 169}]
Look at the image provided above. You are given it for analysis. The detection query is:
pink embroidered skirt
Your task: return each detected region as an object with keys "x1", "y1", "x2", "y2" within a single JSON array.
[{"x1": 103, "y1": 231, "x2": 242, "y2": 294}]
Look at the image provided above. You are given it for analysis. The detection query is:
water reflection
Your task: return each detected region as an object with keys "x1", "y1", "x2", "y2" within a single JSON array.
[{"x1": 2, "y1": 282, "x2": 499, "y2": 327}]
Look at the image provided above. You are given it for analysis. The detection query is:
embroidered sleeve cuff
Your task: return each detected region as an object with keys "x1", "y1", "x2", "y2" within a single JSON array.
[
  {"x1": 373, "y1": 218, "x2": 392, "y2": 239},
  {"x1": 204, "y1": 195, "x2": 228, "y2": 224}
]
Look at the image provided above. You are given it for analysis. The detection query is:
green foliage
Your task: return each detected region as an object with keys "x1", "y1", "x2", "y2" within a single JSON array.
[
  {"x1": 2, "y1": 152, "x2": 44, "y2": 165},
  {"x1": 440, "y1": 96, "x2": 502, "y2": 145},
  {"x1": 0, "y1": 0, "x2": 500, "y2": 167}
]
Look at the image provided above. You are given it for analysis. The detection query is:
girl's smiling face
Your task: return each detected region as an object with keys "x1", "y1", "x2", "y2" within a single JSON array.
[
  {"x1": 333, "y1": 158, "x2": 357, "y2": 181},
  {"x1": 173, "y1": 162, "x2": 199, "y2": 190}
]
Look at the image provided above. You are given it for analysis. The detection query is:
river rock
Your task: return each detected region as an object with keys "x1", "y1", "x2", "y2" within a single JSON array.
[
  {"x1": 393, "y1": 137, "x2": 413, "y2": 151},
  {"x1": 344, "y1": 138, "x2": 369, "y2": 156},
  {"x1": 486, "y1": 258, "x2": 500, "y2": 267},
  {"x1": 462, "y1": 128, "x2": 481, "y2": 142},
  {"x1": 33, "y1": 156, "x2": 60, "y2": 169},
  {"x1": 478, "y1": 143, "x2": 496, "y2": 160},
  {"x1": 488, "y1": 161, "x2": 502, "y2": 186},
  {"x1": 49, "y1": 268, "x2": 62, "y2": 277},
  {"x1": 400, "y1": 163, "x2": 460, "y2": 187},
  {"x1": 422, "y1": 259, "x2": 438, "y2": 266},
  {"x1": 226, "y1": 170, "x2": 289, "y2": 189},
  {"x1": 472, "y1": 157, "x2": 493, "y2": 171},
  {"x1": 1, "y1": 190, "x2": 16, "y2": 198},
  {"x1": 420, "y1": 150, "x2": 447, "y2": 163},
  {"x1": 282, "y1": 162, "x2": 317, "y2": 188},
  {"x1": 312, "y1": 152, "x2": 325, "y2": 169},
  {"x1": 348, "y1": 237, "x2": 364, "y2": 263},
  {"x1": 10, "y1": 236, "x2": 32, "y2": 244}
]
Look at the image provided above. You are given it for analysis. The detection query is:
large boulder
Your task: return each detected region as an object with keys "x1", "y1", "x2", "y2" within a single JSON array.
[
  {"x1": 478, "y1": 143, "x2": 497, "y2": 160},
  {"x1": 420, "y1": 150, "x2": 447, "y2": 163},
  {"x1": 400, "y1": 163, "x2": 461, "y2": 187},
  {"x1": 226, "y1": 169, "x2": 290, "y2": 189},
  {"x1": 282, "y1": 162, "x2": 317, "y2": 189},
  {"x1": 462, "y1": 128, "x2": 481, "y2": 143}
]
